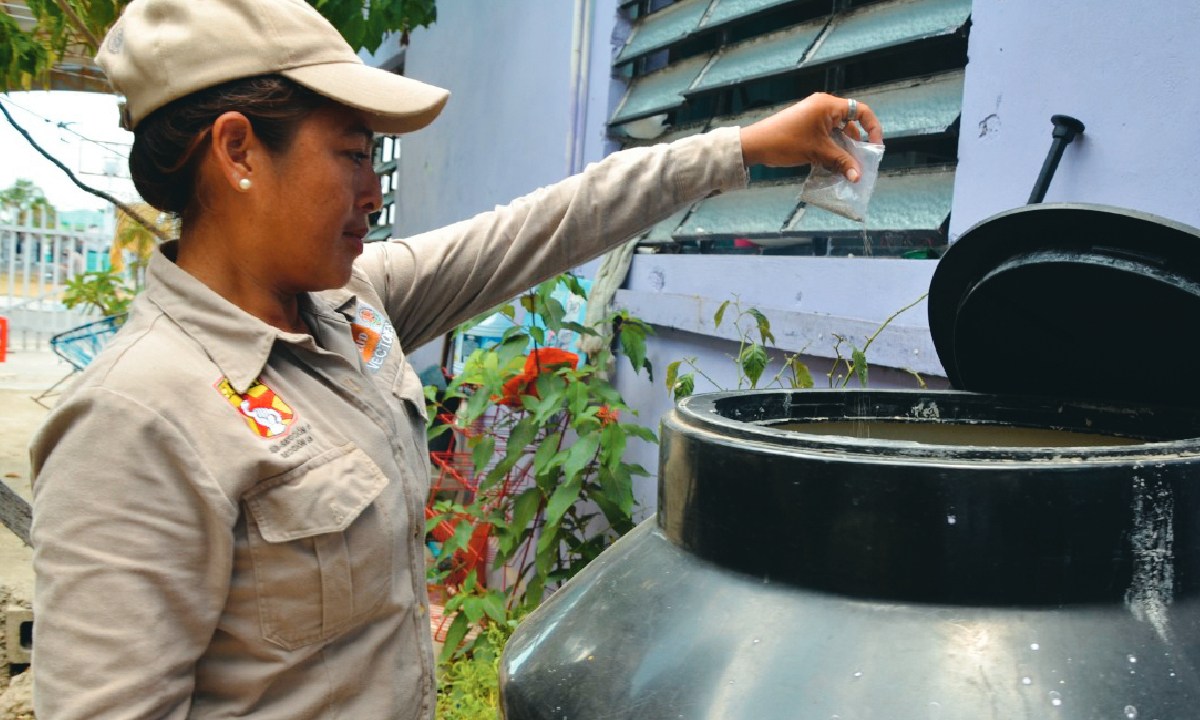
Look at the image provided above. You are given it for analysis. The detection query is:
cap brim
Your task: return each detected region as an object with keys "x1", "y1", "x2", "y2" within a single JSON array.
[{"x1": 283, "y1": 62, "x2": 449, "y2": 134}]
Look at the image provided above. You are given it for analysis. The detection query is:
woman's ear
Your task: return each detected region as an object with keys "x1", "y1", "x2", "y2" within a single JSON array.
[{"x1": 209, "y1": 111, "x2": 257, "y2": 193}]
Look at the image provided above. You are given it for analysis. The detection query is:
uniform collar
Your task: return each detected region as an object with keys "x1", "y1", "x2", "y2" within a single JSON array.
[{"x1": 145, "y1": 242, "x2": 357, "y2": 393}]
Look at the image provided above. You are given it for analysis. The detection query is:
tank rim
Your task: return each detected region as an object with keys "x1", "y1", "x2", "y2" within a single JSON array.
[{"x1": 674, "y1": 388, "x2": 1200, "y2": 462}]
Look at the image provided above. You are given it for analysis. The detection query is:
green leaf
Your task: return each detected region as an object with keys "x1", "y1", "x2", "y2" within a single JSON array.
[
  {"x1": 622, "y1": 423, "x2": 658, "y2": 444},
  {"x1": 470, "y1": 435, "x2": 495, "y2": 475},
  {"x1": 544, "y1": 474, "x2": 583, "y2": 530},
  {"x1": 532, "y1": 431, "x2": 563, "y2": 478},
  {"x1": 748, "y1": 308, "x2": 775, "y2": 345},
  {"x1": 479, "y1": 452, "x2": 519, "y2": 492},
  {"x1": 672, "y1": 372, "x2": 695, "y2": 401},
  {"x1": 619, "y1": 324, "x2": 647, "y2": 376},
  {"x1": 713, "y1": 300, "x2": 730, "y2": 328},
  {"x1": 522, "y1": 575, "x2": 547, "y2": 611},
  {"x1": 439, "y1": 612, "x2": 470, "y2": 663},
  {"x1": 625, "y1": 462, "x2": 654, "y2": 477},
  {"x1": 591, "y1": 485, "x2": 634, "y2": 533},
  {"x1": 533, "y1": 373, "x2": 567, "y2": 416},
  {"x1": 665, "y1": 360, "x2": 681, "y2": 397},
  {"x1": 535, "y1": 531, "x2": 558, "y2": 577},
  {"x1": 588, "y1": 378, "x2": 624, "y2": 407},
  {"x1": 790, "y1": 358, "x2": 815, "y2": 389},
  {"x1": 561, "y1": 321, "x2": 599, "y2": 337},
  {"x1": 541, "y1": 297, "x2": 566, "y2": 331},
  {"x1": 425, "y1": 422, "x2": 452, "y2": 443},
  {"x1": 562, "y1": 273, "x2": 589, "y2": 300},
  {"x1": 508, "y1": 487, "x2": 543, "y2": 540},
  {"x1": 563, "y1": 432, "x2": 600, "y2": 482},
  {"x1": 492, "y1": 333, "x2": 529, "y2": 370},
  {"x1": 463, "y1": 596, "x2": 485, "y2": 624},
  {"x1": 566, "y1": 379, "x2": 589, "y2": 417},
  {"x1": 599, "y1": 422, "x2": 627, "y2": 470},
  {"x1": 481, "y1": 590, "x2": 507, "y2": 623},
  {"x1": 506, "y1": 416, "x2": 539, "y2": 461},
  {"x1": 851, "y1": 347, "x2": 869, "y2": 387},
  {"x1": 464, "y1": 386, "x2": 491, "y2": 423},
  {"x1": 598, "y1": 464, "x2": 634, "y2": 515},
  {"x1": 739, "y1": 344, "x2": 769, "y2": 387}
]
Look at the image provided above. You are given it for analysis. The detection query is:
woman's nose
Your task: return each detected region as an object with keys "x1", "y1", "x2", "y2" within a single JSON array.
[{"x1": 360, "y1": 168, "x2": 383, "y2": 213}]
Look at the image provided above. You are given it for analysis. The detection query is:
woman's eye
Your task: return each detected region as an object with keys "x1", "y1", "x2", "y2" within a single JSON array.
[{"x1": 348, "y1": 151, "x2": 371, "y2": 166}]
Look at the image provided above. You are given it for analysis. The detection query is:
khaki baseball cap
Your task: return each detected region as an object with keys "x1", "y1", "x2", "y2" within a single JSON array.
[{"x1": 96, "y1": 0, "x2": 449, "y2": 134}]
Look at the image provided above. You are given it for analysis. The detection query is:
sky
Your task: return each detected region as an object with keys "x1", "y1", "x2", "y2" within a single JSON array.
[{"x1": 0, "y1": 91, "x2": 138, "y2": 214}]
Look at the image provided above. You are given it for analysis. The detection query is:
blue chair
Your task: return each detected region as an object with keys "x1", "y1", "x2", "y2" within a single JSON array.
[{"x1": 33, "y1": 314, "x2": 126, "y2": 407}]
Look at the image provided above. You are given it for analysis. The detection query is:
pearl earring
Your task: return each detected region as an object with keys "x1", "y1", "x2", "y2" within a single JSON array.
[{"x1": 237, "y1": 177, "x2": 252, "y2": 191}]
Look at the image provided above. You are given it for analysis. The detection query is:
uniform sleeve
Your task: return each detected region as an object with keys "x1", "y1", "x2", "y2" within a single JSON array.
[
  {"x1": 356, "y1": 126, "x2": 748, "y2": 350},
  {"x1": 29, "y1": 388, "x2": 238, "y2": 720}
]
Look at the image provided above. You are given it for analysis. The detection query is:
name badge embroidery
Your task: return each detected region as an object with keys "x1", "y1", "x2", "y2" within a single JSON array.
[
  {"x1": 351, "y1": 302, "x2": 395, "y2": 373},
  {"x1": 215, "y1": 377, "x2": 296, "y2": 439}
]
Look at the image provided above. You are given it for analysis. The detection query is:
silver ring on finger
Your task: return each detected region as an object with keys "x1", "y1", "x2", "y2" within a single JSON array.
[{"x1": 846, "y1": 98, "x2": 858, "y2": 123}]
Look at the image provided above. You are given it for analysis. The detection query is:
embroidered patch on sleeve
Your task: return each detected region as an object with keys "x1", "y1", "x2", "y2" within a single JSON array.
[
  {"x1": 215, "y1": 378, "x2": 296, "y2": 438},
  {"x1": 351, "y1": 302, "x2": 395, "y2": 372}
]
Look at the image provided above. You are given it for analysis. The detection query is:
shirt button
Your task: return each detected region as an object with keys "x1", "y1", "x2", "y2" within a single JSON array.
[{"x1": 416, "y1": 604, "x2": 427, "y2": 617}]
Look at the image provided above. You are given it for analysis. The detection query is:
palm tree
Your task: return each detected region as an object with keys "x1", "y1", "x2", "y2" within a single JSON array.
[
  {"x1": 0, "y1": 178, "x2": 56, "y2": 227},
  {"x1": 109, "y1": 202, "x2": 175, "y2": 289}
]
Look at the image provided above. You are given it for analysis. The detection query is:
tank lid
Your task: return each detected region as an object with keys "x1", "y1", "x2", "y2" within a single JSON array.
[{"x1": 928, "y1": 203, "x2": 1200, "y2": 406}]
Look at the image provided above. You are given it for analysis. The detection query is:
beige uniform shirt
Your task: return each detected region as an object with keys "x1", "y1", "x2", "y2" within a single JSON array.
[{"x1": 29, "y1": 128, "x2": 746, "y2": 719}]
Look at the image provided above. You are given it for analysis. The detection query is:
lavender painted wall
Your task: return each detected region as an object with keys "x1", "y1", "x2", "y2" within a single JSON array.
[
  {"x1": 951, "y1": 1, "x2": 1200, "y2": 240},
  {"x1": 391, "y1": 0, "x2": 621, "y2": 371},
  {"x1": 396, "y1": 0, "x2": 618, "y2": 236},
  {"x1": 390, "y1": 0, "x2": 949, "y2": 511},
  {"x1": 383, "y1": 0, "x2": 1200, "y2": 517}
]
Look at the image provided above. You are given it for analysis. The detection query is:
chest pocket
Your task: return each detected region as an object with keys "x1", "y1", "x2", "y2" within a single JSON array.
[{"x1": 243, "y1": 444, "x2": 394, "y2": 650}]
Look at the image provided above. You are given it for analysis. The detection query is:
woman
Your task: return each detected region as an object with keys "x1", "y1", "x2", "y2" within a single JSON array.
[{"x1": 29, "y1": 0, "x2": 882, "y2": 718}]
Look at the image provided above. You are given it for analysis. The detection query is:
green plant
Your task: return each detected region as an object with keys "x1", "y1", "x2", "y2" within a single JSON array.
[
  {"x1": 435, "y1": 609, "x2": 521, "y2": 720},
  {"x1": 61, "y1": 267, "x2": 133, "y2": 317},
  {"x1": 110, "y1": 203, "x2": 177, "y2": 290},
  {"x1": 666, "y1": 293, "x2": 927, "y2": 400},
  {"x1": 424, "y1": 274, "x2": 655, "y2": 713}
]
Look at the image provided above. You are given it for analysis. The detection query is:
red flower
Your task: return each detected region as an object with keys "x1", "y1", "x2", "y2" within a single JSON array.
[
  {"x1": 496, "y1": 347, "x2": 579, "y2": 406},
  {"x1": 596, "y1": 404, "x2": 619, "y2": 426}
]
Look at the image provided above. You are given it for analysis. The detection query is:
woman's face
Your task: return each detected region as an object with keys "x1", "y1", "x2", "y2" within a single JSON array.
[{"x1": 255, "y1": 103, "x2": 383, "y2": 292}]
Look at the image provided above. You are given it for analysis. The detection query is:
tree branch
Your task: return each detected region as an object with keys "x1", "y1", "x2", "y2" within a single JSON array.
[
  {"x1": 51, "y1": 0, "x2": 102, "y2": 50},
  {"x1": 0, "y1": 97, "x2": 168, "y2": 241}
]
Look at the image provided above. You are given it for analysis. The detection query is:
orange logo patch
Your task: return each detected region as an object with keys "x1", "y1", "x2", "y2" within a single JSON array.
[
  {"x1": 215, "y1": 378, "x2": 296, "y2": 438},
  {"x1": 352, "y1": 302, "x2": 394, "y2": 372}
]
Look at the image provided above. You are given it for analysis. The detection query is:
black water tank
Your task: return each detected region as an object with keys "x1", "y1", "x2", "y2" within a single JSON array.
[{"x1": 500, "y1": 205, "x2": 1200, "y2": 719}]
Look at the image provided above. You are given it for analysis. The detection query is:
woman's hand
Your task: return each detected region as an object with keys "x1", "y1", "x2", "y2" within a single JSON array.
[{"x1": 740, "y1": 92, "x2": 883, "y2": 182}]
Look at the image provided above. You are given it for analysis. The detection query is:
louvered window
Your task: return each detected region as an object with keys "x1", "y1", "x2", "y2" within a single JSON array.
[
  {"x1": 611, "y1": 0, "x2": 970, "y2": 257},
  {"x1": 368, "y1": 134, "x2": 401, "y2": 242}
]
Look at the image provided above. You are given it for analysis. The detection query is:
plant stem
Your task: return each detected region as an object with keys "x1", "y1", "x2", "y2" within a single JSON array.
[
  {"x1": 861, "y1": 292, "x2": 928, "y2": 354},
  {"x1": 684, "y1": 359, "x2": 723, "y2": 392}
]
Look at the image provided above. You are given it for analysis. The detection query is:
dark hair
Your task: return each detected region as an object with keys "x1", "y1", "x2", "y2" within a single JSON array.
[{"x1": 129, "y1": 75, "x2": 330, "y2": 220}]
